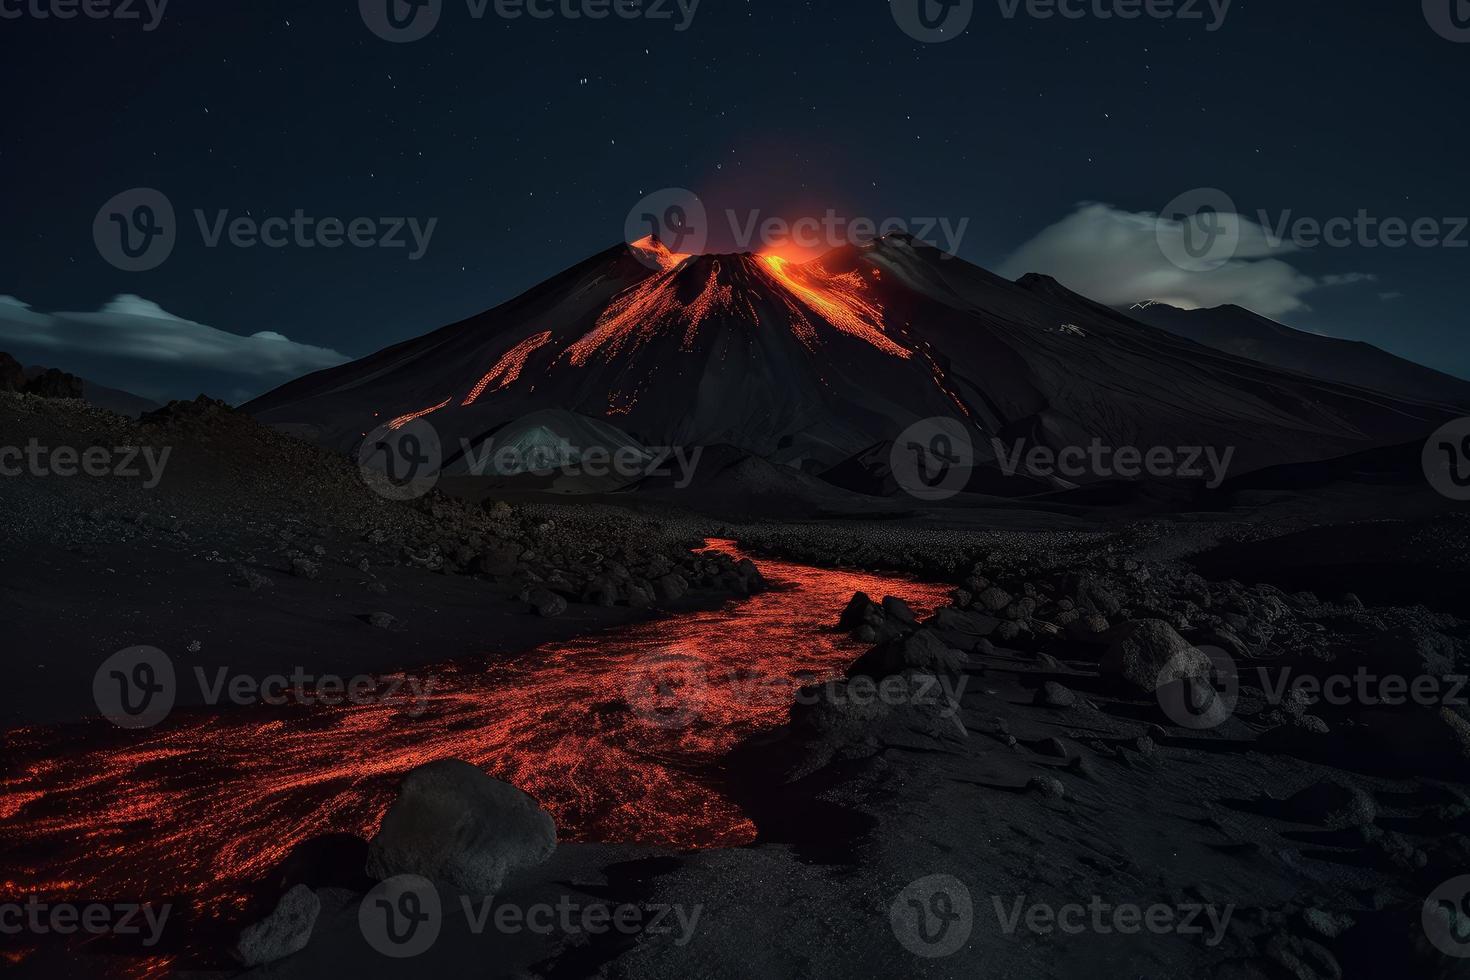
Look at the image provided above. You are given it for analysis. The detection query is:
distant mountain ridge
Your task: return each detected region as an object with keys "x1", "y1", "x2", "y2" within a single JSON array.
[{"x1": 1124, "y1": 301, "x2": 1470, "y2": 408}]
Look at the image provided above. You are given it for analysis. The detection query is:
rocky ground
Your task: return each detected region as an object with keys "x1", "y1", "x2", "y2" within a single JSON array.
[
  {"x1": 0, "y1": 393, "x2": 761, "y2": 724},
  {"x1": 3, "y1": 392, "x2": 1469, "y2": 979},
  {"x1": 150, "y1": 509, "x2": 1469, "y2": 980}
]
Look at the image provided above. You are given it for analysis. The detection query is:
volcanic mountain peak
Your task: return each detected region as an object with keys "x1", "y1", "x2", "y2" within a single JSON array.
[
  {"x1": 245, "y1": 235, "x2": 1456, "y2": 490},
  {"x1": 564, "y1": 246, "x2": 911, "y2": 369}
]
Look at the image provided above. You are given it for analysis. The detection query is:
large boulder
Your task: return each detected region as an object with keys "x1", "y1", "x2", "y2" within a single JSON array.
[
  {"x1": 1100, "y1": 619, "x2": 1210, "y2": 694},
  {"x1": 927, "y1": 607, "x2": 1002, "y2": 650},
  {"x1": 527, "y1": 588, "x2": 567, "y2": 617},
  {"x1": 838, "y1": 591, "x2": 881, "y2": 630},
  {"x1": 848, "y1": 628, "x2": 965, "y2": 679},
  {"x1": 231, "y1": 884, "x2": 319, "y2": 967},
  {"x1": 654, "y1": 573, "x2": 689, "y2": 602},
  {"x1": 366, "y1": 759, "x2": 557, "y2": 896}
]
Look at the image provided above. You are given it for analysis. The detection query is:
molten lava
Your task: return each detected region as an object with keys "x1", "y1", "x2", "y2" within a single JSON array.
[
  {"x1": 462, "y1": 330, "x2": 554, "y2": 406},
  {"x1": 754, "y1": 254, "x2": 911, "y2": 359},
  {"x1": 385, "y1": 397, "x2": 450, "y2": 431},
  {"x1": 0, "y1": 545, "x2": 949, "y2": 935}
]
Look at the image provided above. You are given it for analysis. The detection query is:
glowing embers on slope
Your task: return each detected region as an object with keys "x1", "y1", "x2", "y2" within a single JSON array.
[
  {"x1": 386, "y1": 397, "x2": 450, "y2": 431},
  {"x1": 463, "y1": 330, "x2": 554, "y2": 406},
  {"x1": 566, "y1": 259, "x2": 755, "y2": 367},
  {"x1": 0, "y1": 545, "x2": 950, "y2": 938},
  {"x1": 755, "y1": 255, "x2": 911, "y2": 360}
]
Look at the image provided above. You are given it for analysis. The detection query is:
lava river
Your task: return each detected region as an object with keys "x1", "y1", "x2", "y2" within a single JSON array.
[{"x1": 0, "y1": 542, "x2": 949, "y2": 923}]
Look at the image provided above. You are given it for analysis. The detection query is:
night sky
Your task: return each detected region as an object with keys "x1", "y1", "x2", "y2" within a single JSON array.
[{"x1": 3, "y1": 0, "x2": 1467, "y2": 401}]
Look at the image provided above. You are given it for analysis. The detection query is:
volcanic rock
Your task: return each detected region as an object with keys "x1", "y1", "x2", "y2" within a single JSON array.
[
  {"x1": 1100, "y1": 620, "x2": 1210, "y2": 694},
  {"x1": 232, "y1": 884, "x2": 319, "y2": 967},
  {"x1": 1282, "y1": 778, "x2": 1377, "y2": 829},
  {"x1": 528, "y1": 588, "x2": 567, "y2": 618},
  {"x1": 366, "y1": 759, "x2": 556, "y2": 896},
  {"x1": 847, "y1": 628, "x2": 964, "y2": 679}
]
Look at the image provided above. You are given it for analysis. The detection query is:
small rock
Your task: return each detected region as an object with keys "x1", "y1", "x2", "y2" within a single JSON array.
[
  {"x1": 367, "y1": 612, "x2": 397, "y2": 630},
  {"x1": 975, "y1": 586, "x2": 1013, "y2": 613},
  {"x1": 881, "y1": 596, "x2": 918, "y2": 626},
  {"x1": 233, "y1": 563, "x2": 271, "y2": 591},
  {"x1": 528, "y1": 588, "x2": 567, "y2": 618},
  {"x1": 1282, "y1": 778, "x2": 1376, "y2": 829},
  {"x1": 1028, "y1": 775, "x2": 1066, "y2": 799},
  {"x1": 291, "y1": 558, "x2": 321, "y2": 581},
  {"x1": 1039, "y1": 681, "x2": 1077, "y2": 708},
  {"x1": 231, "y1": 884, "x2": 319, "y2": 967},
  {"x1": 1036, "y1": 736, "x2": 1069, "y2": 758},
  {"x1": 839, "y1": 591, "x2": 881, "y2": 629}
]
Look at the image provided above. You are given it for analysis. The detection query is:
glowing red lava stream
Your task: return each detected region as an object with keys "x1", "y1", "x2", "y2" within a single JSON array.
[{"x1": 0, "y1": 543, "x2": 949, "y2": 925}]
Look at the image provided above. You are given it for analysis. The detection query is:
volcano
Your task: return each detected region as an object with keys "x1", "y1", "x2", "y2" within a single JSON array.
[{"x1": 244, "y1": 235, "x2": 1456, "y2": 494}]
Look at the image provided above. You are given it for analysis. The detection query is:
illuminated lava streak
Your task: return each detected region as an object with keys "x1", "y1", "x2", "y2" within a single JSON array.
[
  {"x1": 755, "y1": 254, "x2": 911, "y2": 359},
  {"x1": 567, "y1": 259, "x2": 755, "y2": 367},
  {"x1": 462, "y1": 330, "x2": 554, "y2": 406},
  {"x1": 0, "y1": 545, "x2": 949, "y2": 930},
  {"x1": 385, "y1": 397, "x2": 450, "y2": 431},
  {"x1": 566, "y1": 251, "x2": 911, "y2": 368}
]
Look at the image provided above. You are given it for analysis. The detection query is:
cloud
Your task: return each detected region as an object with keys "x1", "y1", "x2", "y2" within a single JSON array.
[
  {"x1": 997, "y1": 203, "x2": 1375, "y2": 319},
  {"x1": 0, "y1": 295, "x2": 348, "y2": 378}
]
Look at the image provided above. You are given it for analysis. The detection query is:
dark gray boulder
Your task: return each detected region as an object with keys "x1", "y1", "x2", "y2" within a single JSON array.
[{"x1": 366, "y1": 759, "x2": 557, "y2": 896}]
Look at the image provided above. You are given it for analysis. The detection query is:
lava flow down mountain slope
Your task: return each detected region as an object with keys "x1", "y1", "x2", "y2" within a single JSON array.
[{"x1": 243, "y1": 235, "x2": 1457, "y2": 491}]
